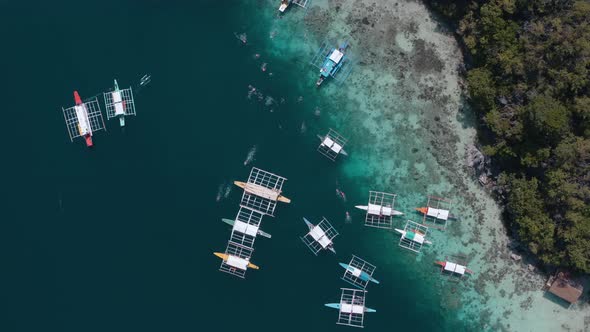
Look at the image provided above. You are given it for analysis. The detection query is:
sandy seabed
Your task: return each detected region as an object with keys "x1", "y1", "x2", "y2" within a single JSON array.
[{"x1": 249, "y1": 0, "x2": 590, "y2": 330}]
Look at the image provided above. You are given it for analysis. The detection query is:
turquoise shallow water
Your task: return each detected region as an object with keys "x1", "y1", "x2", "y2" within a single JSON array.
[{"x1": 2, "y1": 1, "x2": 480, "y2": 331}]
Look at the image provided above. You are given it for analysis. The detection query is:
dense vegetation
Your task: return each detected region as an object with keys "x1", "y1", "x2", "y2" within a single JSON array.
[{"x1": 425, "y1": 0, "x2": 590, "y2": 272}]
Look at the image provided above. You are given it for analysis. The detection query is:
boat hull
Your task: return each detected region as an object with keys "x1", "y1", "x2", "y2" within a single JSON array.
[
  {"x1": 221, "y1": 218, "x2": 272, "y2": 239},
  {"x1": 84, "y1": 134, "x2": 93, "y2": 147},
  {"x1": 339, "y1": 263, "x2": 380, "y2": 284},
  {"x1": 416, "y1": 207, "x2": 456, "y2": 219},
  {"x1": 324, "y1": 303, "x2": 376, "y2": 313},
  {"x1": 214, "y1": 252, "x2": 259, "y2": 269},
  {"x1": 234, "y1": 181, "x2": 291, "y2": 203}
]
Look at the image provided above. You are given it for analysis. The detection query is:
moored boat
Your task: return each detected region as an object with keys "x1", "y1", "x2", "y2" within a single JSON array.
[
  {"x1": 324, "y1": 303, "x2": 376, "y2": 313},
  {"x1": 234, "y1": 180, "x2": 291, "y2": 203},
  {"x1": 355, "y1": 204, "x2": 403, "y2": 216},
  {"x1": 339, "y1": 263, "x2": 380, "y2": 284},
  {"x1": 395, "y1": 228, "x2": 432, "y2": 245},
  {"x1": 74, "y1": 91, "x2": 94, "y2": 147},
  {"x1": 279, "y1": 0, "x2": 289, "y2": 12},
  {"x1": 214, "y1": 252, "x2": 259, "y2": 270},
  {"x1": 316, "y1": 42, "x2": 349, "y2": 86},
  {"x1": 415, "y1": 206, "x2": 455, "y2": 219},
  {"x1": 221, "y1": 218, "x2": 272, "y2": 238},
  {"x1": 111, "y1": 79, "x2": 126, "y2": 127},
  {"x1": 435, "y1": 260, "x2": 473, "y2": 274}
]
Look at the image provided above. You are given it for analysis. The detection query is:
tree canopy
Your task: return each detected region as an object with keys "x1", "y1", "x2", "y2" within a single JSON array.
[{"x1": 426, "y1": 0, "x2": 590, "y2": 273}]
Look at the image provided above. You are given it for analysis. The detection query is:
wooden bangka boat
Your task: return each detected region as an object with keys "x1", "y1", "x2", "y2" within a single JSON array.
[
  {"x1": 214, "y1": 252, "x2": 259, "y2": 270},
  {"x1": 234, "y1": 181, "x2": 291, "y2": 203}
]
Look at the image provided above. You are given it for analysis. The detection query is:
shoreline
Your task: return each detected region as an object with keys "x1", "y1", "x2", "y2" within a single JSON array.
[{"x1": 249, "y1": 0, "x2": 589, "y2": 330}]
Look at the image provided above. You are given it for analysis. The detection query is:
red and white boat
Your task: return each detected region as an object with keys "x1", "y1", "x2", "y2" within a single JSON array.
[
  {"x1": 435, "y1": 260, "x2": 473, "y2": 275},
  {"x1": 62, "y1": 91, "x2": 105, "y2": 147},
  {"x1": 73, "y1": 91, "x2": 93, "y2": 147}
]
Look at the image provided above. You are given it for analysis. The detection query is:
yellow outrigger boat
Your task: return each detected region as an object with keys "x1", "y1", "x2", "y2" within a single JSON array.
[
  {"x1": 214, "y1": 252, "x2": 259, "y2": 270},
  {"x1": 233, "y1": 181, "x2": 291, "y2": 203}
]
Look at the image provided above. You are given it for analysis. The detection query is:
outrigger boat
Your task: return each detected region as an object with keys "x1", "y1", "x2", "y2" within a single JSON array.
[
  {"x1": 303, "y1": 217, "x2": 337, "y2": 254},
  {"x1": 416, "y1": 207, "x2": 456, "y2": 219},
  {"x1": 73, "y1": 91, "x2": 94, "y2": 147},
  {"x1": 221, "y1": 218, "x2": 272, "y2": 239},
  {"x1": 339, "y1": 263, "x2": 380, "y2": 284},
  {"x1": 316, "y1": 41, "x2": 349, "y2": 87},
  {"x1": 317, "y1": 134, "x2": 348, "y2": 156},
  {"x1": 435, "y1": 260, "x2": 473, "y2": 275},
  {"x1": 395, "y1": 228, "x2": 432, "y2": 245},
  {"x1": 214, "y1": 252, "x2": 259, "y2": 270},
  {"x1": 324, "y1": 303, "x2": 376, "y2": 313},
  {"x1": 355, "y1": 204, "x2": 403, "y2": 216},
  {"x1": 279, "y1": 0, "x2": 290, "y2": 12},
  {"x1": 110, "y1": 80, "x2": 127, "y2": 127},
  {"x1": 234, "y1": 181, "x2": 291, "y2": 203}
]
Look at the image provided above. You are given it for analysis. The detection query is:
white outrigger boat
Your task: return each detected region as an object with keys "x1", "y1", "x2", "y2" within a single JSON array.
[
  {"x1": 301, "y1": 217, "x2": 338, "y2": 255},
  {"x1": 355, "y1": 204, "x2": 403, "y2": 216},
  {"x1": 103, "y1": 79, "x2": 136, "y2": 127},
  {"x1": 221, "y1": 218, "x2": 272, "y2": 239}
]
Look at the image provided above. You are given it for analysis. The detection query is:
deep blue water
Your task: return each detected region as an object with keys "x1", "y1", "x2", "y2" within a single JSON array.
[{"x1": 1, "y1": 1, "x2": 469, "y2": 331}]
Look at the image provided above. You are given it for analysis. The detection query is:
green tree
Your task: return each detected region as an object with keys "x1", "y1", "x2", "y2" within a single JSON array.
[{"x1": 526, "y1": 94, "x2": 570, "y2": 139}]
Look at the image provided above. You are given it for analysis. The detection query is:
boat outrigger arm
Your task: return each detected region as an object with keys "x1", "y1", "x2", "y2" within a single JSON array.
[
  {"x1": 234, "y1": 181, "x2": 291, "y2": 203},
  {"x1": 214, "y1": 252, "x2": 259, "y2": 270},
  {"x1": 221, "y1": 218, "x2": 272, "y2": 238}
]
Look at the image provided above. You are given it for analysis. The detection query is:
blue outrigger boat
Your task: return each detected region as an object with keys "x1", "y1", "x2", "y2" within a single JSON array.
[
  {"x1": 339, "y1": 262, "x2": 380, "y2": 285},
  {"x1": 324, "y1": 303, "x2": 376, "y2": 313},
  {"x1": 310, "y1": 41, "x2": 353, "y2": 87}
]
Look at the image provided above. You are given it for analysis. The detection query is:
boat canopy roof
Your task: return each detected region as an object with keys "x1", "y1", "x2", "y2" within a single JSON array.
[
  {"x1": 406, "y1": 231, "x2": 425, "y2": 244},
  {"x1": 226, "y1": 255, "x2": 249, "y2": 270},
  {"x1": 74, "y1": 105, "x2": 91, "y2": 135},
  {"x1": 427, "y1": 207, "x2": 449, "y2": 220},
  {"x1": 368, "y1": 203, "x2": 392, "y2": 216},
  {"x1": 301, "y1": 217, "x2": 338, "y2": 255},
  {"x1": 340, "y1": 303, "x2": 364, "y2": 314},
  {"x1": 350, "y1": 266, "x2": 362, "y2": 278},
  {"x1": 329, "y1": 49, "x2": 344, "y2": 63},
  {"x1": 233, "y1": 219, "x2": 259, "y2": 237},
  {"x1": 112, "y1": 91, "x2": 125, "y2": 116},
  {"x1": 310, "y1": 226, "x2": 332, "y2": 248},
  {"x1": 444, "y1": 262, "x2": 467, "y2": 275}
]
